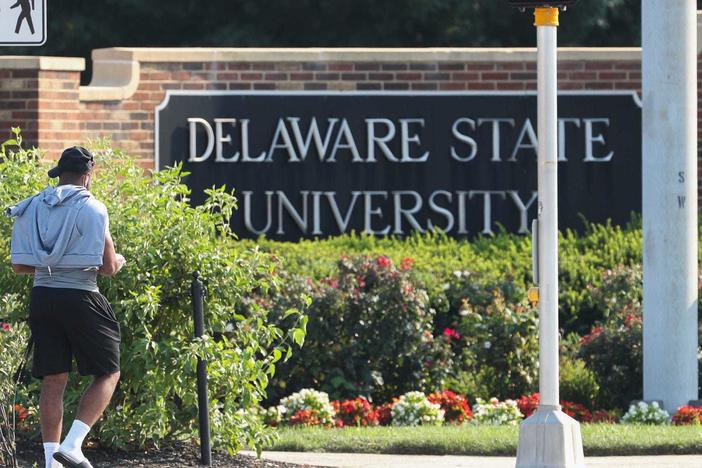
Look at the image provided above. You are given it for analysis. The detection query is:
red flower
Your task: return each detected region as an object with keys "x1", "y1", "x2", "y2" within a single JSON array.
[
  {"x1": 591, "y1": 410, "x2": 618, "y2": 424},
  {"x1": 375, "y1": 399, "x2": 398, "y2": 426},
  {"x1": 1, "y1": 323, "x2": 9, "y2": 332},
  {"x1": 14, "y1": 404, "x2": 28, "y2": 422},
  {"x1": 376, "y1": 256, "x2": 392, "y2": 268},
  {"x1": 673, "y1": 406, "x2": 702, "y2": 425},
  {"x1": 289, "y1": 409, "x2": 323, "y2": 427},
  {"x1": 579, "y1": 325, "x2": 604, "y2": 346},
  {"x1": 561, "y1": 401, "x2": 592, "y2": 423},
  {"x1": 400, "y1": 257, "x2": 415, "y2": 271},
  {"x1": 320, "y1": 277, "x2": 339, "y2": 288},
  {"x1": 624, "y1": 313, "x2": 641, "y2": 327},
  {"x1": 442, "y1": 327, "x2": 461, "y2": 340},
  {"x1": 428, "y1": 390, "x2": 473, "y2": 423},
  {"x1": 517, "y1": 392, "x2": 541, "y2": 418},
  {"x1": 332, "y1": 397, "x2": 378, "y2": 427},
  {"x1": 517, "y1": 393, "x2": 593, "y2": 422}
]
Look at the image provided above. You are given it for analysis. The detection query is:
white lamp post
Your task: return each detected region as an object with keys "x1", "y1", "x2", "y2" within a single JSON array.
[{"x1": 513, "y1": 4, "x2": 585, "y2": 467}]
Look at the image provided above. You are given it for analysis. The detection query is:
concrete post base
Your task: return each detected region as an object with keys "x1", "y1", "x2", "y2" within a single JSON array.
[{"x1": 516, "y1": 406, "x2": 585, "y2": 468}]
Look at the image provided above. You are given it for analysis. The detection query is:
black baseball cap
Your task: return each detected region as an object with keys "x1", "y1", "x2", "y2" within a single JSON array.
[{"x1": 48, "y1": 146, "x2": 95, "y2": 178}]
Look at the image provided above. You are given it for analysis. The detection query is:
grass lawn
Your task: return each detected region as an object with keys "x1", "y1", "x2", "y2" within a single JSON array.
[{"x1": 267, "y1": 425, "x2": 702, "y2": 456}]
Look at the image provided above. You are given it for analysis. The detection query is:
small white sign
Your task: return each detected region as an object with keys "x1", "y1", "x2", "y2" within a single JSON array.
[{"x1": 0, "y1": 0, "x2": 45, "y2": 45}]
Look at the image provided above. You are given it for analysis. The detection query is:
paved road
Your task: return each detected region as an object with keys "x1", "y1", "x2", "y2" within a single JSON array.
[{"x1": 242, "y1": 451, "x2": 702, "y2": 468}]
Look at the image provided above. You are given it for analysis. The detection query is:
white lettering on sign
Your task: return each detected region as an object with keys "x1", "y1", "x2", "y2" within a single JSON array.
[
  {"x1": 185, "y1": 116, "x2": 615, "y2": 164},
  {"x1": 188, "y1": 118, "x2": 214, "y2": 162},
  {"x1": 240, "y1": 189, "x2": 545, "y2": 237},
  {"x1": 450, "y1": 118, "x2": 478, "y2": 162},
  {"x1": 478, "y1": 118, "x2": 516, "y2": 162},
  {"x1": 583, "y1": 118, "x2": 614, "y2": 162},
  {"x1": 288, "y1": 117, "x2": 338, "y2": 162}
]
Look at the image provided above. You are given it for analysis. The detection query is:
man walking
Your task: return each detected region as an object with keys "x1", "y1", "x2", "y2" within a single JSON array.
[
  {"x1": 10, "y1": 0, "x2": 35, "y2": 35},
  {"x1": 7, "y1": 147, "x2": 125, "y2": 468}
]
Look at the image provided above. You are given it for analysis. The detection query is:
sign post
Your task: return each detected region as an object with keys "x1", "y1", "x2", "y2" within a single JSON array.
[
  {"x1": 509, "y1": 2, "x2": 585, "y2": 467},
  {"x1": 0, "y1": 0, "x2": 46, "y2": 46}
]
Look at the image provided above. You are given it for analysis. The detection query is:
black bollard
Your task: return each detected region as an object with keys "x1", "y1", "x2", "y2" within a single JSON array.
[{"x1": 191, "y1": 271, "x2": 212, "y2": 466}]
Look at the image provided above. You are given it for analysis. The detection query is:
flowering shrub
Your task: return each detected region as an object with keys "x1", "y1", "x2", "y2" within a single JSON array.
[
  {"x1": 261, "y1": 406, "x2": 284, "y2": 428},
  {"x1": 391, "y1": 391, "x2": 444, "y2": 426},
  {"x1": 268, "y1": 255, "x2": 451, "y2": 402},
  {"x1": 516, "y1": 393, "x2": 592, "y2": 422},
  {"x1": 450, "y1": 277, "x2": 539, "y2": 400},
  {"x1": 0, "y1": 294, "x2": 30, "y2": 467},
  {"x1": 561, "y1": 401, "x2": 593, "y2": 423},
  {"x1": 332, "y1": 397, "x2": 378, "y2": 427},
  {"x1": 516, "y1": 393, "x2": 540, "y2": 418},
  {"x1": 427, "y1": 390, "x2": 472, "y2": 424},
  {"x1": 279, "y1": 389, "x2": 335, "y2": 427},
  {"x1": 591, "y1": 410, "x2": 619, "y2": 424},
  {"x1": 578, "y1": 266, "x2": 643, "y2": 410},
  {"x1": 621, "y1": 401, "x2": 669, "y2": 425},
  {"x1": 589, "y1": 265, "x2": 642, "y2": 323},
  {"x1": 375, "y1": 400, "x2": 396, "y2": 426},
  {"x1": 472, "y1": 397, "x2": 523, "y2": 426},
  {"x1": 288, "y1": 410, "x2": 324, "y2": 427},
  {"x1": 672, "y1": 406, "x2": 702, "y2": 426}
]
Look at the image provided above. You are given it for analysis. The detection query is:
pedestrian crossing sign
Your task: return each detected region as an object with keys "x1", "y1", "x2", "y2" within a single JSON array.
[{"x1": 0, "y1": 0, "x2": 45, "y2": 45}]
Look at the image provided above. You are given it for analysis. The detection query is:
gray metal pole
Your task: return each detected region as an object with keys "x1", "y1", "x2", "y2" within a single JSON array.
[
  {"x1": 192, "y1": 271, "x2": 212, "y2": 466},
  {"x1": 516, "y1": 7, "x2": 584, "y2": 468},
  {"x1": 642, "y1": 0, "x2": 699, "y2": 413},
  {"x1": 536, "y1": 11, "x2": 560, "y2": 410}
]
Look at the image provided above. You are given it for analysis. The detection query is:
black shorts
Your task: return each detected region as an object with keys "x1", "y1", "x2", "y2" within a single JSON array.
[{"x1": 29, "y1": 287, "x2": 121, "y2": 378}]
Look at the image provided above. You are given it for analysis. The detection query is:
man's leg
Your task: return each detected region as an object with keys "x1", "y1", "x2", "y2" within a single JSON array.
[
  {"x1": 40, "y1": 373, "x2": 68, "y2": 468},
  {"x1": 39, "y1": 372, "x2": 68, "y2": 442},
  {"x1": 56, "y1": 371, "x2": 120, "y2": 465},
  {"x1": 76, "y1": 371, "x2": 120, "y2": 426}
]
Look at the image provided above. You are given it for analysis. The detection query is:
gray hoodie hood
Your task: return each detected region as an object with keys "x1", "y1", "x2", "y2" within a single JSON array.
[{"x1": 7, "y1": 185, "x2": 107, "y2": 268}]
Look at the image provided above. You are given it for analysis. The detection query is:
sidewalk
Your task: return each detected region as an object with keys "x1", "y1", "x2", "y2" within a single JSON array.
[{"x1": 243, "y1": 451, "x2": 702, "y2": 468}]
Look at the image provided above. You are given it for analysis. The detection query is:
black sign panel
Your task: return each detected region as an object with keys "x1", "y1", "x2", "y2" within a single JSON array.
[{"x1": 156, "y1": 91, "x2": 641, "y2": 241}]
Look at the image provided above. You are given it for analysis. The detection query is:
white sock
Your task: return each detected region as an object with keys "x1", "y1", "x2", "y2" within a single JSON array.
[
  {"x1": 43, "y1": 442, "x2": 61, "y2": 468},
  {"x1": 58, "y1": 419, "x2": 91, "y2": 462}
]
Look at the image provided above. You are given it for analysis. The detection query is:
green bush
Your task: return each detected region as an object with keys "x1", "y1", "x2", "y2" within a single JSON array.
[
  {"x1": 250, "y1": 221, "x2": 643, "y2": 336},
  {"x1": 560, "y1": 357, "x2": 600, "y2": 408},
  {"x1": 0, "y1": 136, "x2": 307, "y2": 454},
  {"x1": 0, "y1": 296, "x2": 29, "y2": 468},
  {"x1": 265, "y1": 255, "x2": 451, "y2": 403},
  {"x1": 577, "y1": 265, "x2": 643, "y2": 410},
  {"x1": 452, "y1": 277, "x2": 539, "y2": 400}
]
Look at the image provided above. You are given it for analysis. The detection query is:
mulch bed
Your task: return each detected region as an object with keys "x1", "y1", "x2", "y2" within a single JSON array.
[{"x1": 16, "y1": 438, "x2": 324, "y2": 468}]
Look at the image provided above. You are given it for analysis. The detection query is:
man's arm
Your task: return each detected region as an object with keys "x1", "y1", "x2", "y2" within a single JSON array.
[
  {"x1": 11, "y1": 264, "x2": 34, "y2": 275},
  {"x1": 98, "y1": 230, "x2": 125, "y2": 277}
]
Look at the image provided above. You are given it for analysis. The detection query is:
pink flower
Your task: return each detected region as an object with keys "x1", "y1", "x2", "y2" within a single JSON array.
[
  {"x1": 1, "y1": 323, "x2": 9, "y2": 332},
  {"x1": 376, "y1": 256, "x2": 392, "y2": 268},
  {"x1": 443, "y1": 327, "x2": 461, "y2": 340}
]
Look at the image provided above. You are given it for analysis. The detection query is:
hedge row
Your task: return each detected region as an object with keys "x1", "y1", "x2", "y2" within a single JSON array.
[{"x1": 246, "y1": 219, "x2": 644, "y2": 335}]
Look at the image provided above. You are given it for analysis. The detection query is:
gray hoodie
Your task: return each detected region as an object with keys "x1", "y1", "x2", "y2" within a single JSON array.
[{"x1": 7, "y1": 185, "x2": 108, "y2": 269}]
